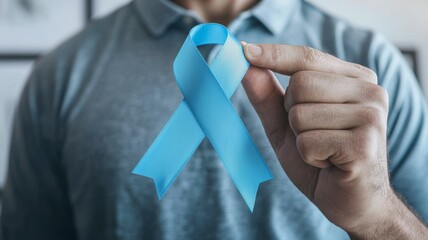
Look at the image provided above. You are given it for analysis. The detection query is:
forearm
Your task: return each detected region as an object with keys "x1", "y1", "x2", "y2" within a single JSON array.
[{"x1": 348, "y1": 189, "x2": 428, "y2": 240}]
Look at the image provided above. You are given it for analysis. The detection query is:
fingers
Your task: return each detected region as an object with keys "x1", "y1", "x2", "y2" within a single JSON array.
[
  {"x1": 240, "y1": 42, "x2": 388, "y2": 178},
  {"x1": 296, "y1": 130, "x2": 359, "y2": 172},
  {"x1": 284, "y1": 71, "x2": 388, "y2": 112},
  {"x1": 288, "y1": 103, "x2": 381, "y2": 135},
  {"x1": 242, "y1": 66, "x2": 288, "y2": 146},
  {"x1": 243, "y1": 44, "x2": 377, "y2": 83},
  {"x1": 242, "y1": 66, "x2": 284, "y2": 105}
]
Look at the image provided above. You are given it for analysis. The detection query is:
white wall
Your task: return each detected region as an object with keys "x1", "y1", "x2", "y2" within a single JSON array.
[{"x1": 309, "y1": 0, "x2": 428, "y2": 97}]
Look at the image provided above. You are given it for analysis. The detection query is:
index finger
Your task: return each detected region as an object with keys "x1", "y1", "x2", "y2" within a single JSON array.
[{"x1": 243, "y1": 43, "x2": 377, "y2": 83}]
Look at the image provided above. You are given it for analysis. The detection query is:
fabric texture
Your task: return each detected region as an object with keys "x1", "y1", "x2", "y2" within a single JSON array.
[{"x1": 1, "y1": 0, "x2": 427, "y2": 239}]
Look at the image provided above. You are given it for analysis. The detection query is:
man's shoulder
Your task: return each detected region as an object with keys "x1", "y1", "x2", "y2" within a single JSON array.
[
  {"x1": 297, "y1": 1, "x2": 406, "y2": 82},
  {"x1": 34, "y1": 4, "x2": 137, "y2": 81},
  {"x1": 299, "y1": 1, "x2": 374, "y2": 39},
  {"x1": 25, "y1": 4, "x2": 143, "y2": 119},
  {"x1": 298, "y1": 1, "x2": 378, "y2": 61}
]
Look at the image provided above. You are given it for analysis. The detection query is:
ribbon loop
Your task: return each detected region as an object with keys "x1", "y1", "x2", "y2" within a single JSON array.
[{"x1": 133, "y1": 23, "x2": 273, "y2": 211}]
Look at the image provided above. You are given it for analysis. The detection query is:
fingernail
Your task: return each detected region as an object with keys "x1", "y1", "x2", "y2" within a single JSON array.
[
  {"x1": 246, "y1": 44, "x2": 262, "y2": 58},
  {"x1": 240, "y1": 41, "x2": 248, "y2": 46}
]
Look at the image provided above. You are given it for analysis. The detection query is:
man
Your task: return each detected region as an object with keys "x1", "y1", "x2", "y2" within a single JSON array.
[{"x1": 1, "y1": 0, "x2": 427, "y2": 239}]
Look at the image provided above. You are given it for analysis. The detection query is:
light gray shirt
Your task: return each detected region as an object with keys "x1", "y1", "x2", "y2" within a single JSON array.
[{"x1": 2, "y1": 0, "x2": 427, "y2": 239}]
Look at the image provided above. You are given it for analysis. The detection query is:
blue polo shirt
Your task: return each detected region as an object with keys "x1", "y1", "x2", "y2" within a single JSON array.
[{"x1": 2, "y1": 0, "x2": 427, "y2": 239}]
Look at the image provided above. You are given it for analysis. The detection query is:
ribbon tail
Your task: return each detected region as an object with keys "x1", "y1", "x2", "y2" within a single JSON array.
[
  {"x1": 230, "y1": 161, "x2": 273, "y2": 212},
  {"x1": 132, "y1": 101, "x2": 205, "y2": 199}
]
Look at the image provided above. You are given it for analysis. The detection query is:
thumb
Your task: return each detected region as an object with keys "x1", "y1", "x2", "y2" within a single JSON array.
[{"x1": 242, "y1": 64, "x2": 288, "y2": 149}]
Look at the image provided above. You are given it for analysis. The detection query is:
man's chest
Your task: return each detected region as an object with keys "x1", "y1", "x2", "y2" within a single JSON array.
[
  {"x1": 53, "y1": 34, "x2": 344, "y2": 238},
  {"x1": 59, "y1": 49, "x2": 278, "y2": 211}
]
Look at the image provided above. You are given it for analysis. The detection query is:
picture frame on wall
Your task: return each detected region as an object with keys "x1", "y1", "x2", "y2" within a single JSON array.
[{"x1": 0, "y1": 0, "x2": 86, "y2": 54}]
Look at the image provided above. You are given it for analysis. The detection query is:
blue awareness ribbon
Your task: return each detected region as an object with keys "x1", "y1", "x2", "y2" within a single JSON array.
[{"x1": 133, "y1": 23, "x2": 273, "y2": 211}]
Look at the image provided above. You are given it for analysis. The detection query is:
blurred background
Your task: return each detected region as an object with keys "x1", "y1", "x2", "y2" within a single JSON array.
[{"x1": 0, "y1": 0, "x2": 427, "y2": 199}]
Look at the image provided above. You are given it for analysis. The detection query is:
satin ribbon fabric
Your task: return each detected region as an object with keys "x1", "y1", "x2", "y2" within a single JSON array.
[{"x1": 133, "y1": 23, "x2": 273, "y2": 211}]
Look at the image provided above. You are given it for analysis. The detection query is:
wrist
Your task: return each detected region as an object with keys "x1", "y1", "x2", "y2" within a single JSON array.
[{"x1": 346, "y1": 187, "x2": 398, "y2": 239}]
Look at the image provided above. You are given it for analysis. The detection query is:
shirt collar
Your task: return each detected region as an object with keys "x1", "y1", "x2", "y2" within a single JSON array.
[
  {"x1": 250, "y1": 0, "x2": 298, "y2": 35},
  {"x1": 132, "y1": 0, "x2": 298, "y2": 37}
]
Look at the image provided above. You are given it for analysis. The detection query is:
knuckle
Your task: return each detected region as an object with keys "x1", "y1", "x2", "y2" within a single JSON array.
[
  {"x1": 317, "y1": 104, "x2": 335, "y2": 122},
  {"x1": 270, "y1": 45, "x2": 284, "y2": 64},
  {"x1": 365, "y1": 84, "x2": 377, "y2": 99},
  {"x1": 366, "y1": 69, "x2": 378, "y2": 83},
  {"x1": 362, "y1": 107, "x2": 384, "y2": 126},
  {"x1": 353, "y1": 128, "x2": 377, "y2": 160},
  {"x1": 365, "y1": 84, "x2": 381, "y2": 100},
  {"x1": 377, "y1": 87, "x2": 390, "y2": 111},
  {"x1": 288, "y1": 105, "x2": 305, "y2": 132},
  {"x1": 365, "y1": 84, "x2": 390, "y2": 112},
  {"x1": 289, "y1": 71, "x2": 311, "y2": 92},
  {"x1": 289, "y1": 71, "x2": 308, "y2": 90},
  {"x1": 355, "y1": 64, "x2": 378, "y2": 83},
  {"x1": 301, "y1": 46, "x2": 324, "y2": 64},
  {"x1": 296, "y1": 133, "x2": 313, "y2": 163}
]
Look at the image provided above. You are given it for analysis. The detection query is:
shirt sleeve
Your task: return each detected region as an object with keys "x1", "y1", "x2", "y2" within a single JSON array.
[
  {"x1": 0, "y1": 60, "x2": 75, "y2": 239},
  {"x1": 369, "y1": 34, "x2": 428, "y2": 224}
]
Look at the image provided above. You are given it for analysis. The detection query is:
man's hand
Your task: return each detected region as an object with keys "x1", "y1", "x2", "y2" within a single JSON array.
[{"x1": 241, "y1": 43, "x2": 427, "y2": 239}]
